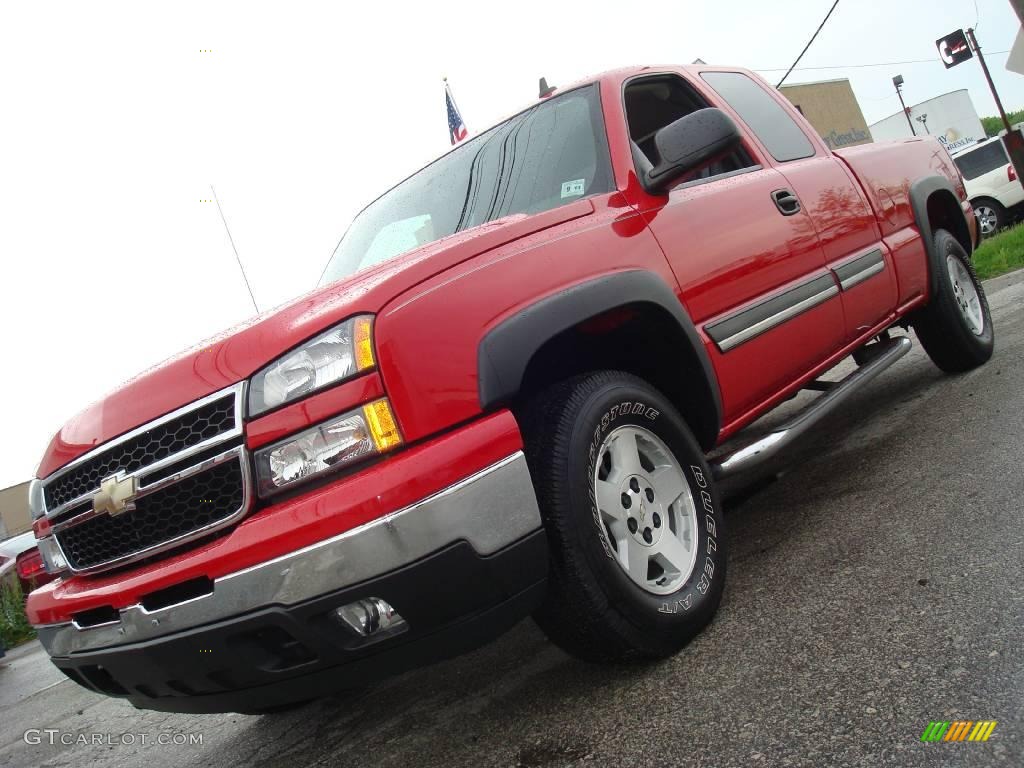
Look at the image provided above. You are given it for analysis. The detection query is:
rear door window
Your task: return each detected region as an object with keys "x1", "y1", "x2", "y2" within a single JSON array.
[
  {"x1": 954, "y1": 141, "x2": 1009, "y2": 180},
  {"x1": 701, "y1": 71, "x2": 815, "y2": 162}
]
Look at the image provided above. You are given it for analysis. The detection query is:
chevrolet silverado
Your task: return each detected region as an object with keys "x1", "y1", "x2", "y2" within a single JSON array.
[{"x1": 25, "y1": 65, "x2": 991, "y2": 713}]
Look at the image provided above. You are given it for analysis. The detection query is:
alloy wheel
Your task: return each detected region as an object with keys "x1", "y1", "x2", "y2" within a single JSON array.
[
  {"x1": 975, "y1": 205, "x2": 998, "y2": 236},
  {"x1": 947, "y1": 255, "x2": 985, "y2": 335},
  {"x1": 592, "y1": 425, "x2": 699, "y2": 595}
]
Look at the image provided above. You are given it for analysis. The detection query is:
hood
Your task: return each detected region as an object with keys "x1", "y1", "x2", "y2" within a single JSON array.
[{"x1": 37, "y1": 201, "x2": 593, "y2": 478}]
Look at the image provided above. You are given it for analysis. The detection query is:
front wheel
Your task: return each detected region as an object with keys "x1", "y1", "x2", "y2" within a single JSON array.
[
  {"x1": 913, "y1": 228, "x2": 994, "y2": 372},
  {"x1": 519, "y1": 371, "x2": 727, "y2": 662}
]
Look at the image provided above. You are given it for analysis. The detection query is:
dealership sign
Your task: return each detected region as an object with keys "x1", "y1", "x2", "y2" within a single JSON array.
[{"x1": 937, "y1": 30, "x2": 973, "y2": 69}]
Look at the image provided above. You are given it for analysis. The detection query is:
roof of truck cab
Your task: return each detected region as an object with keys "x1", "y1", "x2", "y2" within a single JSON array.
[
  {"x1": 543, "y1": 64, "x2": 759, "y2": 99},
  {"x1": 483, "y1": 64, "x2": 759, "y2": 135}
]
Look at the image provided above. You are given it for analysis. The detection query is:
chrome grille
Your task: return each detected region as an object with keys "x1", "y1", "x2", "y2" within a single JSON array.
[
  {"x1": 56, "y1": 460, "x2": 245, "y2": 571},
  {"x1": 41, "y1": 384, "x2": 250, "y2": 574},
  {"x1": 44, "y1": 395, "x2": 236, "y2": 511}
]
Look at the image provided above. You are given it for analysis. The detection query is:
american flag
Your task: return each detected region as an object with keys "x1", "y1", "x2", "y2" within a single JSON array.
[{"x1": 445, "y1": 80, "x2": 468, "y2": 145}]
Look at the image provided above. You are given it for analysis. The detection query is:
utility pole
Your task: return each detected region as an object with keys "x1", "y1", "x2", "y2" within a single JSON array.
[
  {"x1": 966, "y1": 27, "x2": 1024, "y2": 191},
  {"x1": 967, "y1": 28, "x2": 1012, "y2": 133},
  {"x1": 893, "y1": 75, "x2": 916, "y2": 136}
]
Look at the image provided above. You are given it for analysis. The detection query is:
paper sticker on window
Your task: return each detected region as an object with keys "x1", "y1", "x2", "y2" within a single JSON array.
[{"x1": 561, "y1": 179, "x2": 586, "y2": 198}]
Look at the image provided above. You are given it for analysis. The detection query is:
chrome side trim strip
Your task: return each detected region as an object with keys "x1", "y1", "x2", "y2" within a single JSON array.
[
  {"x1": 840, "y1": 259, "x2": 884, "y2": 291},
  {"x1": 41, "y1": 382, "x2": 246, "y2": 519},
  {"x1": 834, "y1": 248, "x2": 885, "y2": 291},
  {"x1": 724, "y1": 285, "x2": 838, "y2": 351},
  {"x1": 704, "y1": 250, "x2": 887, "y2": 354},
  {"x1": 36, "y1": 452, "x2": 543, "y2": 657},
  {"x1": 707, "y1": 275, "x2": 840, "y2": 353}
]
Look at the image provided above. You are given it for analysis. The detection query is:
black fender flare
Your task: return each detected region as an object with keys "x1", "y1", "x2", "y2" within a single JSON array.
[
  {"x1": 909, "y1": 175, "x2": 972, "y2": 296},
  {"x1": 477, "y1": 270, "x2": 722, "y2": 447}
]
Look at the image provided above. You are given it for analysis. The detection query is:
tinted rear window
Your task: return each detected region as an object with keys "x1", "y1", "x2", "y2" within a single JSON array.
[
  {"x1": 701, "y1": 71, "x2": 815, "y2": 162},
  {"x1": 954, "y1": 141, "x2": 1008, "y2": 180}
]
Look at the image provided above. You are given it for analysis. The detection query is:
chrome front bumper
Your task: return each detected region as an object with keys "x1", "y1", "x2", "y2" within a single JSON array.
[{"x1": 37, "y1": 452, "x2": 542, "y2": 657}]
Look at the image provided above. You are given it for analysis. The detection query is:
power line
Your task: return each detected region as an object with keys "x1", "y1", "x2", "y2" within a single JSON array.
[
  {"x1": 211, "y1": 185, "x2": 260, "y2": 315},
  {"x1": 777, "y1": 0, "x2": 842, "y2": 87},
  {"x1": 757, "y1": 50, "x2": 1010, "y2": 73}
]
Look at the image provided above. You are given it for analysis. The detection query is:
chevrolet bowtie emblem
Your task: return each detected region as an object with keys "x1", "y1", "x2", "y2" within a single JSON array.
[{"x1": 93, "y1": 473, "x2": 138, "y2": 517}]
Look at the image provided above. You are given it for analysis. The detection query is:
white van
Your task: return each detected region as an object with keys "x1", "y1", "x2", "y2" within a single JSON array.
[{"x1": 952, "y1": 137, "x2": 1024, "y2": 236}]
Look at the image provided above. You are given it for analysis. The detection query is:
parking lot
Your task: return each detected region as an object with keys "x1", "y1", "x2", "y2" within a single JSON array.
[{"x1": 2, "y1": 269, "x2": 1022, "y2": 768}]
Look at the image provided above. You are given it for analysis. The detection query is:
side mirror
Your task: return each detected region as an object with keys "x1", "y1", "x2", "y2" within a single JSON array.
[{"x1": 644, "y1": 108, "x2": 743, "y2": 193}]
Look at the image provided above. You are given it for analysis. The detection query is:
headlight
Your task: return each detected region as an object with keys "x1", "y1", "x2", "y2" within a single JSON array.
[
  {"x1": 254, "y1": 399, "x2": 402, "y2": 495},
  {"x1": 248, "y1": 315, "x2": 375, "y2": 416}
]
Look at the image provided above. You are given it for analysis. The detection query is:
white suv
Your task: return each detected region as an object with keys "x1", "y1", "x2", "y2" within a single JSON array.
[{"x1": 952, "y1": 137, "x2": 1023, "y2": 236}]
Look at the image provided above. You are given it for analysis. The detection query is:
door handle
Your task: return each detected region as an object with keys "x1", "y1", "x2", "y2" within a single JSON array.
[{"x1": 772, "y1": 189, "x2": 802, "y2": 216}]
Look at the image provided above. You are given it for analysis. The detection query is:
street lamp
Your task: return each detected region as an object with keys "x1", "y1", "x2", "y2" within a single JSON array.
[
  {"x1": 916, "y1": 113, "x2": 930, "y2": 134},
  {"x1": 893, "y1": 75, "x2": 917, "y2": 136}
]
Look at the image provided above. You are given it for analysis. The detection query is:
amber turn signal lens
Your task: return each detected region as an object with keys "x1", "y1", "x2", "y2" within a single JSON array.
[
  {"x1": 255, "y1": 398, "x2": 403, "y2": 496},
  {"x1": 362, "y1": 398, "x2": 402, "y2": 452},
  {"x1": 354, "y1": 316, "x2": 375, "y2": 371}
]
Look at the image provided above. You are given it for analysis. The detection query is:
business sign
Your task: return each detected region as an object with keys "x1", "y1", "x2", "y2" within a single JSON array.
[
  {"x1": 937, "y1": 128, "x2": 977, "y2": 153},
  {"x1": 822, "y1": 127, "x2": 871, "y2": 149},
  {"x1": 937, "y1": 30, "x2": 973, "y2": 69},
  {"x1": 868, "y1": 89, "x2": 984, "y2": 148}
]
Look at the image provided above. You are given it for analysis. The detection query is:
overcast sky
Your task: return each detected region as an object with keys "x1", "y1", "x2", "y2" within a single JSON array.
[{"x1": 1, "y1": 0, "x2": 1022, "y2": 489}]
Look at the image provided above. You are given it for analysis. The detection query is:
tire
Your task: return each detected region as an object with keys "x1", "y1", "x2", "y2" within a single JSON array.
[
  {"x1": 972, "y1": 198, "x2": 1006, "y2": 238},
  {"x1": 913, "y1": 228, "x2": 994, "y2": 373},
  {"x1": 518, "y1": 371, "x2": 726, "y2": 662}
]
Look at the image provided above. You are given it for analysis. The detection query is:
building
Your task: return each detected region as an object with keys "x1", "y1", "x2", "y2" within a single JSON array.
[
  {"x1": 780, "y1": 78, "x2": 872, "y2": 150},
  {"x1": 869, "y1": 89, "x2": 985, "y2": 153},
  {"x1": 0, "y1": 481, "x2": 31, "y2": 539},
  {"x1": 1007, "y1": 26, "x2": 1024, "y2": 75}
]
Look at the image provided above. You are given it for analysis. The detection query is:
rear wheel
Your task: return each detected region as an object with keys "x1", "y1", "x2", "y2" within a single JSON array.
[
  {"x1": 519, "y1": 371, "x2": 726, "y2": 662},
  {"x1": 972, "y1": 198, "x2": 1005, "y2": 237},
  {"x1": 913, "y1": 228, "x2": 994, "y2": 372}
]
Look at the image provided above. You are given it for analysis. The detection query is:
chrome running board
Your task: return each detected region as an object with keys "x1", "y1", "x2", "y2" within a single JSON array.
[{"x1": 710, "y1": 336, "x2": 912, "y2": 481}]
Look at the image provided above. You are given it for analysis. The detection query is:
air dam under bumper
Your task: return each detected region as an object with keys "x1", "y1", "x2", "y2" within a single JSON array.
[{"x1": 40, "y1": 453, "x2": 547, "y2": 714}]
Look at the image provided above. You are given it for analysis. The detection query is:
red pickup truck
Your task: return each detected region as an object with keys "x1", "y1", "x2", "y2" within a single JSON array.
[{"x1": 26, "y1": 65, "x2": 991, "y2": 714}]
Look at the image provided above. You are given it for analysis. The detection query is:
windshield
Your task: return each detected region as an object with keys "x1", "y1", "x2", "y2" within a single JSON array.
[{"x1": 319, "y1": 85, "x2": 612, "y2": 286}]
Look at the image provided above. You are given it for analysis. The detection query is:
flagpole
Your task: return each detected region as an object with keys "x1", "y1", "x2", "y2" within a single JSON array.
[{"x1": 443, "y1": 76, "x2": 467, "y2": 133}]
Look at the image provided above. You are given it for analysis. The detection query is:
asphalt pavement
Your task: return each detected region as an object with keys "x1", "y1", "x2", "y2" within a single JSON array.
[{"x1": 2, "y1": 269, "x2": 1023, "y2": 768}]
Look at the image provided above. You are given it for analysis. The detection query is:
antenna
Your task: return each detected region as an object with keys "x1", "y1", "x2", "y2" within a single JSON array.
[
  {"x1": 539, "y1": 77, "x2": 556, "y2": 98},
  {"x1": 211, "y1": 185, "x2": 260, "y2": 315}
]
